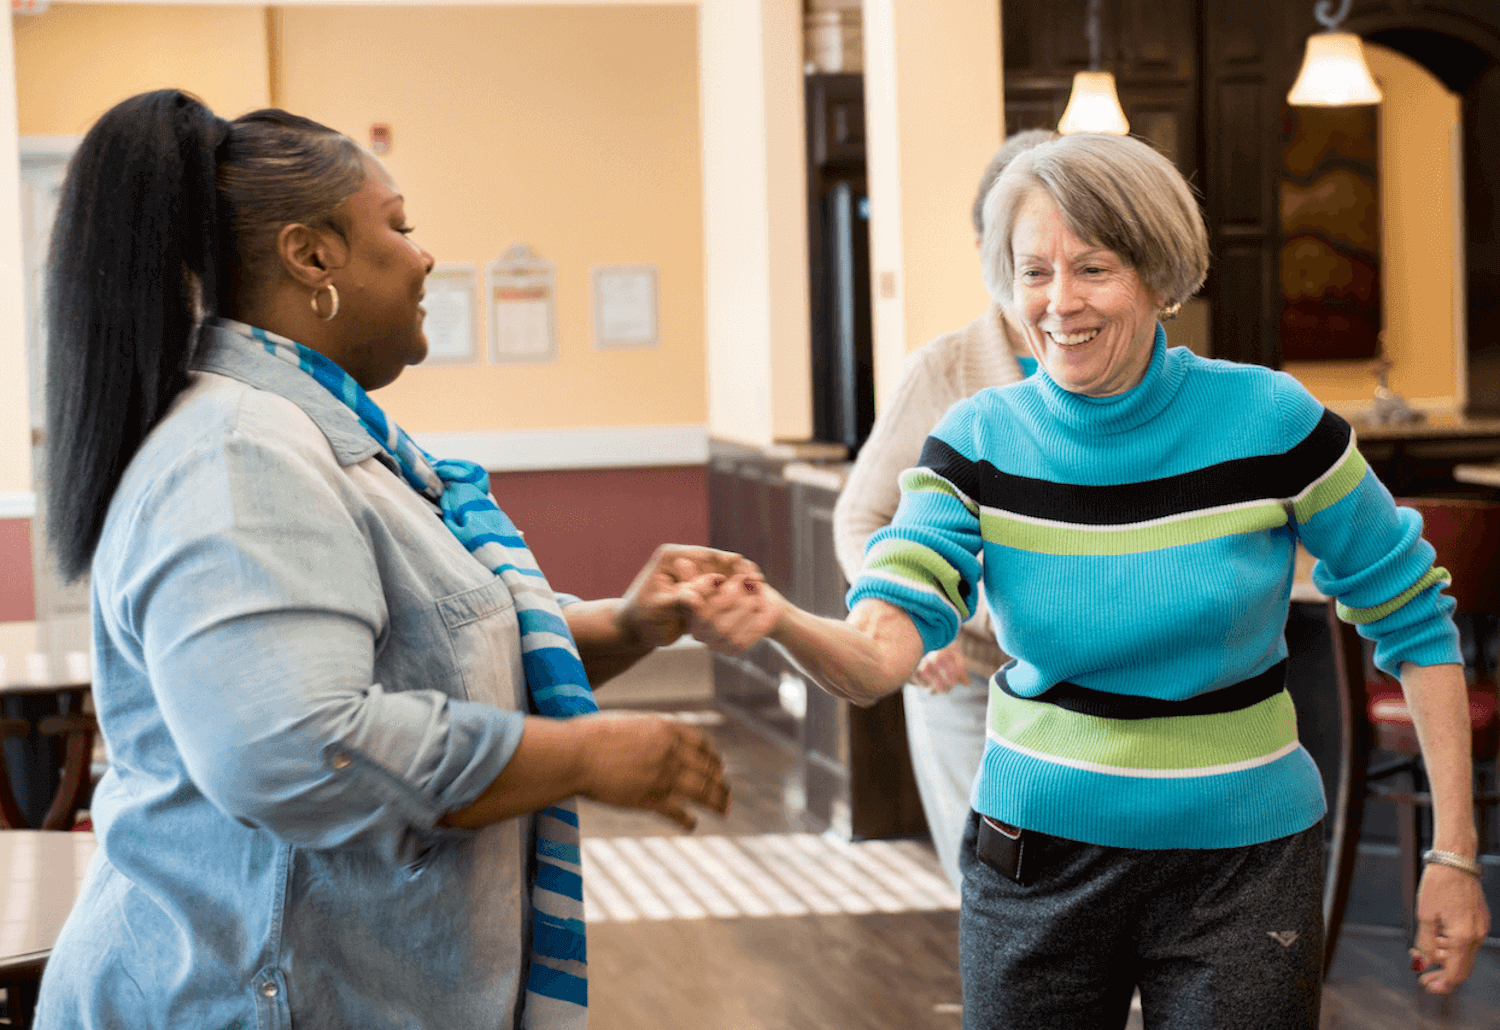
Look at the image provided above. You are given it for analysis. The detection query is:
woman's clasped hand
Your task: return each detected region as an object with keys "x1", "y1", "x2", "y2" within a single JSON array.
[
  {"x1": 572, "y1": 710, "x2": 729, "y2": 831},
  {"x1": 677, "y1": 571, "x2": 784, "y2": 657}
]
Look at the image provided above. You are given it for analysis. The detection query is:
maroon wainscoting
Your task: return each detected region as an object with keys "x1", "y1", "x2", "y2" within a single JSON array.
[
  {"x1": 488, "y1": 466, "x2": 709, "y2": 601},
  {"x1": 0, "y1": 519, "x2": 36, "y2": 623}
]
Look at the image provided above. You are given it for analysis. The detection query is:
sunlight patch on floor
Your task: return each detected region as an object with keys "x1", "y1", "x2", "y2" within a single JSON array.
[{"x1": 580, "y1": 833, "x2": 961, "y2": 922}]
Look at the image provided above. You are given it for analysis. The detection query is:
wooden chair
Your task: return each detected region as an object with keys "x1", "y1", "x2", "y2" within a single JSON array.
[
  {"x1": 37, "y1": 711, "x2": 97, "y2": 831},
  {"x1": 0, "y1": 700, "x2": 95, "y2": 1028},
  {"x1": 0, "y1": 691, "x2": 96, "y2": 832},
  {"x1": 0, "y1": 718, "x2": 36, "y2": 830},
  {"x1": 1322, "y1": 497, "x2": 1500, "y2": 972}
]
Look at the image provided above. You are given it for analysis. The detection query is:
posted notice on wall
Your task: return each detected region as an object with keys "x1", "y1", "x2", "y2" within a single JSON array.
[
  {"x1": 592, "y1": 265, "x2": 659, "y2": 349},
  {"x1": 421, "y1": 263, "x2": 479, "y2": 366},
  {"x1": 489, "y1": 245, "x2": 558, "y2": 364}
]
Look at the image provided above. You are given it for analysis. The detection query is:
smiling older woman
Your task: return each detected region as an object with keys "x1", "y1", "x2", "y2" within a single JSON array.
[{"x1": 689, "y1": 132, "x2": 1489, "y2": 1029}]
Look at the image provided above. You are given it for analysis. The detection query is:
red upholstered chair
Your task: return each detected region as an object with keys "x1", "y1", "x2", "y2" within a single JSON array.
[{"x1": 1323, "y1": 498, "x2": 1500, "y2": 972}]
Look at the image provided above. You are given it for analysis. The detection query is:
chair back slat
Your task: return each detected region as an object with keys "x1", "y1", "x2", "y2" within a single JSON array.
[{"x1": 1395, "y1": 498, "x2": 1500, "y2": 616}]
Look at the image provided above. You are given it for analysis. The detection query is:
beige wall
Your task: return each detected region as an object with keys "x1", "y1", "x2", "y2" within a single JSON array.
[
  {"x1": 1283, "y1": 42, "x2": 1462, "y2": 412},
  {"x1": 0, "y1": 18, "x2": 24, "y2": 494},
  {"x1": 862, "y1": 0, "x2": 1001, "y2": 408},
  {"x1": 281, "y1": 5, "x2": 705, "y2": 433},
  {"x1": 14, "y1": 5, "x2": 270, "y2": 134},
  {"x1": 12, "y1": 4, "x2": 706, "y2": 439},
  {"x1": 8, "y1": 6, "x2": 271, "y2": 495}
]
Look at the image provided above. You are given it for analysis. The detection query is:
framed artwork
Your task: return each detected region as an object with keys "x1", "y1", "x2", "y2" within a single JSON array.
[{"x1": 1279, "y1": 104, "x2": 1381, "y2": 361}]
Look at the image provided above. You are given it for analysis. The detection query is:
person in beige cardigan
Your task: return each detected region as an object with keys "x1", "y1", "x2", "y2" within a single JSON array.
[{"x1": 831, "y1": 129, "x2": 1052, "y2": 888}]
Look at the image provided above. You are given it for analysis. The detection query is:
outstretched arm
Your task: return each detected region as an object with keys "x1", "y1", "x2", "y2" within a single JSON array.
[
  {"x1": 686, "y1": 575, "x2": 925, "y2": 707},
  {"x1": 771, "y1": 596, "x2": 926, "y2": 706}
]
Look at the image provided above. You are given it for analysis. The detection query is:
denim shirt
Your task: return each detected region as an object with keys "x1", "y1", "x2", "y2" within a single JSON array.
[{"x1": 39, "y1": 324, "x2": 535, "y2": 1029}]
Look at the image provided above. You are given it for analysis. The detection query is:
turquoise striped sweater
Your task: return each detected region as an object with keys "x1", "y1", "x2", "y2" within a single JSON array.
[{"x1": 849, "y1": 326, "x2": 1460, "y2": 849}]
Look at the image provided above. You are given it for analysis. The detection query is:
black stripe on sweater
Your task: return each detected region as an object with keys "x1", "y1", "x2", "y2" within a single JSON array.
[
  {"x1": 998, "y1": 659, "x2": 1288, "y2": 720},
  {"x1": 917, "y1": 408, "x2": 1352, "y2": 526}
]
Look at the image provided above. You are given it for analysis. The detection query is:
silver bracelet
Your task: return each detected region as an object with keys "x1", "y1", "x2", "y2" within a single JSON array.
[{"x1": 1422, "y1": 849, "x2": 1483, "y2": 880}]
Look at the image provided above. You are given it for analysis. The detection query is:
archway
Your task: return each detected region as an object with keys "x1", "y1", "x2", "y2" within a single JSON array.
[{"x1": 1345, "y1": 14, "x2": 1500, "y2": 415}]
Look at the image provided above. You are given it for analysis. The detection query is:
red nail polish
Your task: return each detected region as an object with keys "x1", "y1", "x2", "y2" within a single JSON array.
[
  {"x1": 744, "y1": 580, "x2": 758, "y2": 593},
  {"x1": 1412, "y1": 957, "x2": 1426, "y2": 972}
]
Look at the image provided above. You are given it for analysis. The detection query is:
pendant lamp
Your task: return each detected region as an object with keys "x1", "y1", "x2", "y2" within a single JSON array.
[
  {"x1": 1057, "y1": 0, "x2": 1129, "y2": 135},
  {"x1": 1287, "y1": 0, "x2": 1383, "y2": 106}
]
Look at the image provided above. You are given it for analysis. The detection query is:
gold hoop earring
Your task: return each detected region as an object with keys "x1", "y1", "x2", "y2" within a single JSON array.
[
  {"x1": 311, "y1": 283, "x2": 339, "y2": 322},
  {"x1": 1160, "y1": 302, "x2": 1182, "y2": 322}
]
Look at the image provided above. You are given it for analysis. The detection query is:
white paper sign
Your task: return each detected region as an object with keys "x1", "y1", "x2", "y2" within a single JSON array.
[
  {"x1": 593, "y1": 265, "x2": 659, "y2": 349},
  {"x1": 422, "y1": 263, "x2": 478, "y2": 366}
]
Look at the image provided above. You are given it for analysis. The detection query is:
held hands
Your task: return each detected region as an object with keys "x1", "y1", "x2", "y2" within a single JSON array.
[
  {"x1": 1410, "y1": 863, "x2": 1491, "y2": 993},
  {"x1": 680, "y1": 573, "x2": 785, "y2": 656},
  {"x1": 616, "y1": 545, "x2": 762, "y2": 650},
  {"x1": 577, "y1": 711, "x2": 730, "y2": 830}
]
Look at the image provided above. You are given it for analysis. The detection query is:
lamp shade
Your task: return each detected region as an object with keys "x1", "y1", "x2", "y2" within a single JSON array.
[
  {"x1": 1057, "y1": 72, "x2": 1130, "y2": 135},
  {"x1": 1287, "y1": 32, "x2": 1383, "y2": 106}
]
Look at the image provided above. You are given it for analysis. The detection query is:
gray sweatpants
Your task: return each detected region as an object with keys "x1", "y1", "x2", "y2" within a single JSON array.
[{"x1": 958, "y1": 811, "x2": 1325, "y2": 1030}]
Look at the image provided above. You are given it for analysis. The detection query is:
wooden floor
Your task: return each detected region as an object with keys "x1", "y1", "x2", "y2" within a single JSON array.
[{"x1": 583, "y1": 696, "x2": 1500, "y2": 1030}]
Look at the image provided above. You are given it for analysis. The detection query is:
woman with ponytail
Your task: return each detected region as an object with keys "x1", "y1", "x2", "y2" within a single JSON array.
[{"x1": 38, "y1": 89, "x2": 734, "y2": 1029}]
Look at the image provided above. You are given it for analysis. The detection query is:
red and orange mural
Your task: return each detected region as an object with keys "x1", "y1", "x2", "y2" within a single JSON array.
[{"x1": 1280, "y1": 105, "x2": 1381, "y2": 361}]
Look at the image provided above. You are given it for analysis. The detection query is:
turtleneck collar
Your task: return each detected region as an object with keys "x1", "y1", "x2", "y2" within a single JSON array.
[{"x1": 1035, "y1": 323, "x2": 1185, "y2": 435}]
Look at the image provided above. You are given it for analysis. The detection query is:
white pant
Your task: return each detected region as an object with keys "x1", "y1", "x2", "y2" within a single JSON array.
[{"x1": 902, "y1": 673, "x2": 990, "y2": 890}]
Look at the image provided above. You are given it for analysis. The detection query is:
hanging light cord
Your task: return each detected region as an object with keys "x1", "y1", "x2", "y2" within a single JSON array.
[
  {"x1": 1086, "y1": 0, "x2": 1103, "y2": 72},
  {"x1": 1314, "y1": 0, "x2": 1352, "y2": 31}
]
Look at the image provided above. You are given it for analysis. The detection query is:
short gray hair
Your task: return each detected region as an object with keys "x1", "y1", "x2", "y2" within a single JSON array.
[
  {"x1": 971, "y1": 128, "x2": 1055, "y2": 237},
  {"x1": 980, "y1": 133, "x2": 1208, "y2": 309}
]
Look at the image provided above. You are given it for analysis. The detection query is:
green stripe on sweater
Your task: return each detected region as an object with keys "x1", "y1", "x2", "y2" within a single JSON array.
[
  {"x1": 1293, "y1": 445, "x2": 1367, "y2": 523},
  {"x1": 988, "y1": 686, "x2": 1299, "y2": 773},
  {"x1": 899, "y1": 468, "x2": 979, "y2": 513},
  {"x1": 863, "y1": 538, "x2": 973, "y2": 620},
  {"x1": 1337, "y1": 566, "x2": 1450, "y2": 625},
  {"x1": 978, "y1": 502, "x2": 1289, "y2": 556}
]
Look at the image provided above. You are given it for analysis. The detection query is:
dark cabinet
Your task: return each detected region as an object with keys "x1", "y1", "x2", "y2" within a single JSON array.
[
  {"x1": 1001, "y1": 0, "x2": 1276, "y2": 366},
  {"x1": 1117, "y1": 0, "x2": 1196, "y2": 80},
  {"x1": 1002, "y1": 0, "x2": 1200, "y2": 202},
  {"x1": 707, "y1": 450, "x2": 797, "y2": 742},
  {"x1": 1005, "y1": 0, "x2": 1195, "y2": 80},
  {"x1": 708, "y1": 444, "x2": 927, "y2": 840}
]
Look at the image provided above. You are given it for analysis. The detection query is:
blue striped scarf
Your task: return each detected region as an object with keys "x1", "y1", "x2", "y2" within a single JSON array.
[{"x1": 223, "y1": 319, "x2": 593, "y2": 1028}]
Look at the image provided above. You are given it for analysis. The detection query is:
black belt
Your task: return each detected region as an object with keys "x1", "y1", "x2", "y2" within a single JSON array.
[{"x1": 997, "y1": 659, "x2": 1288, "y2": 720}]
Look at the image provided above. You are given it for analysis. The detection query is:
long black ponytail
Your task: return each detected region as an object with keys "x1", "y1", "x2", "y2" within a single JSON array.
[
  {"x1": 44, "y1": 90, "x2": 226, "y2": 582},
  {"x1": 43, "y1": 91, "x2": 366, "y2": 582}
]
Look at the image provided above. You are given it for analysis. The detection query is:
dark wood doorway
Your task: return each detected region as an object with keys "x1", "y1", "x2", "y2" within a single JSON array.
[{"x1": 1351, "y1": 18, "x2": 1500, "y2": 416}]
